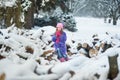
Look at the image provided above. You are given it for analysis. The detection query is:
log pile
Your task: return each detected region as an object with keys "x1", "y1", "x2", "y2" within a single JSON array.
[
  {"x1": 0, "y1": 27, "x2": 115, "y2": 65},
  {"x1": 67, "y1": 41, "x2": 113, "y2": 58},
  {"x1": 66, "y1": 33, "x2": 113, "y2": 58}
]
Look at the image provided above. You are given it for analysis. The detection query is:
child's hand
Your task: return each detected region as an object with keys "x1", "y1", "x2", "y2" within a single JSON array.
[{"x1": 56, "y1": 31, "x2": 61, "y2": 37}]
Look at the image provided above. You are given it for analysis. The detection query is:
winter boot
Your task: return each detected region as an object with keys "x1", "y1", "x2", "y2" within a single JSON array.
[
  {"x1": 65, "y1": 57, "x2": 70, "y2": 61},
  {"x1": 59, "y1": 57, "x2": 65, "y2": 62}
]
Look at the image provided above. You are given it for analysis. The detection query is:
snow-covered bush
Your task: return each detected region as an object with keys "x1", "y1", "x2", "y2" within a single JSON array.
[
  {"x1": 58, "y1": 14, "x2": 77, "y2": 32},
  {"x1": 34, "y1": 14, "x2": 77, "y2": 32}
]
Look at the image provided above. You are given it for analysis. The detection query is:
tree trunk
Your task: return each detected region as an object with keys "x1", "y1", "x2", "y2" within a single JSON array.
[
  {"x1": 113, "y1": 14, "x2": 117, "y2": 25},
  {"x1": 108, "y1": 19, "x2": 111, "y2": 23},
  {"x1": 0, "y1": 7, "x2": 4, "y2": 20},
  {"x1": 14, "y1": 1, "x2": 22, "y2": 28},
  {"x1": 113, "y1": 19, "x2": 117, "y2": 25},
  {"x1": 0, "y1": 7, "x2": 5, "y2": 28},
  {"x1": 4, "y1": 7, "x2": 13, "y2": 27},
  {"x1": 24, "y1": 0, "x2": 34, "y2": 29}
]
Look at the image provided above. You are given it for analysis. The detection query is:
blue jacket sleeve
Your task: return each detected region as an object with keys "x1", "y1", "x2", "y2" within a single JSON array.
[
  {"x1": 52, "y1": 35, "x2": 57, "y2": 42},
  {"x1": 63, "y1": 32, "x2": 67, "y2": 41},
  {"x1": 60, "y1": 32, "x2": 67, "y2": 43}
]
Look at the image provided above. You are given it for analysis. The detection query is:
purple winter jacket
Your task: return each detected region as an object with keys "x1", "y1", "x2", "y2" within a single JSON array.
[{"x1": 52, "y1": 32, "x2": 67, "y2": 54}]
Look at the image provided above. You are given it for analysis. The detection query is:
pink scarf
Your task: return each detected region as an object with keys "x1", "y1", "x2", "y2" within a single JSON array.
[{"x1": 56, "y1": 31, "x2": 61, "y2": 43}]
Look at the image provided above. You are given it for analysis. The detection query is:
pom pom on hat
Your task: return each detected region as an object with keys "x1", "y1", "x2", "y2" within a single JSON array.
[{"x1": 56, "y1": 23, "x2": 64, "y2": 28}]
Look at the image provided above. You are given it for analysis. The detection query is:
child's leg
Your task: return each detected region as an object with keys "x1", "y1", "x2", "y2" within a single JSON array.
[
  {"x1": 57, "y1": 48, "x2": 63, "y2": 59},
  {"x1": 59, "y1": 50, "x2": 69, "y2": 61},
  {"x1": 62, "y1": 53, "x2": 69, "y2": 61},
  {"x1": 57, "y1": 48, "x2": 65, "y2": 62}
]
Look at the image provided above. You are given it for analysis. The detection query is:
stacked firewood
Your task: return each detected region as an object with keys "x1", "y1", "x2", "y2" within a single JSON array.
[
  {"x1": 25, "y1": 33, "x2": 115, "y2": 61},
  {"x1": 0, "y1": 27, "x2": 118, "y2": 63},
  {"x1": 66, "y1": 34, "x2": 113, "y2": 58}
]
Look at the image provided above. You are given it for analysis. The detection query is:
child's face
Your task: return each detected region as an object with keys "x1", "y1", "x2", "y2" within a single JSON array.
[{"x1": 57, "y1": 27, "x2": 62, "y2": 31}]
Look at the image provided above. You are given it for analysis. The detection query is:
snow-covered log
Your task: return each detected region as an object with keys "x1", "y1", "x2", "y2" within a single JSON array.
[{"x1": 108, "y1": 54, "x2": 119, "y2": 80}]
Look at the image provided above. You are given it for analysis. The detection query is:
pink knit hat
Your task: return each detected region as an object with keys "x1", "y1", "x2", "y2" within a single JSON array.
[{"x1": 56, "y1": 23, "x2": 64, "y2": 28}]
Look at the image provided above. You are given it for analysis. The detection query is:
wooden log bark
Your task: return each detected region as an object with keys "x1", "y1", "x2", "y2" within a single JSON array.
[
  {"x1": 25, "y1": 46, "x2": 34, "y2": 54},
  {"x1": 100, "y1": 43, "x2": 112, "y2": 53},
  {"x1": 0, "y1": 73, "x2": 5, "y2": 80},
  {"x1": 82, "y1": 43, "x2": 91, "y2": 54},
  {"x1": 0, "y1": 55, "x2": 5, "y2": 60},
  {"x1": 77, "y1": 43, "x2": 82, "y2": 51},
  {"x1": 108, "y1": 54, "x2": 119, "y2": 80},
  {"x1": 16, "y1": 54, "x2": 28, "y2": 60},
  {"x1": 41, "y1": 50, "x2": 53, "y2": 57}
]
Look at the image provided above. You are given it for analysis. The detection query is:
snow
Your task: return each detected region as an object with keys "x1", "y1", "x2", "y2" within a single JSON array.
[
  {"x1": 72, "y1": 17, "x2": 120, "y2": 41},
  {"x1": 0, "y1": 0, "x2": 16, "y2": 7},
  {"x1": 21, "y1": 0, "x2": 32, "y2": 11},
  {"x1": 0, "y1": 17, "x2": 120, "y2": 80},
  {"x1": 70, "y1": 56, "x2": 109, "y2": 80}
]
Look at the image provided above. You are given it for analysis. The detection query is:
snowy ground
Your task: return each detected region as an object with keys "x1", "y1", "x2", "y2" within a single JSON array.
[
  {"x1": 0, "y1": 17, "x2": 120, "y2": 80},
  {"x1": 68, "y1": 17, "x2": 120, "y2": 40}
]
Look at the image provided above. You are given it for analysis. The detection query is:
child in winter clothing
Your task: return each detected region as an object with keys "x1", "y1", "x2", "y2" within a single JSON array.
[{"x1": 52, "y1": 23, "x2": 68, "y2": 62}]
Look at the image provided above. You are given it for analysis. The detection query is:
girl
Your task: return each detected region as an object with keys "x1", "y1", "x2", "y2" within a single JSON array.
[{"x1": 52, "y1": 23, "x2": 68, "y2": 62}]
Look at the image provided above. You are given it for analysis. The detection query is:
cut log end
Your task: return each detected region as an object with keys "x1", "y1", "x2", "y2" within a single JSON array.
[
  {"x1": 89, "y1": 49, "x2": 98, "y2": 58},
  {"x1": 25, "y1": 46, "x2": 34, "y2": 54}
]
